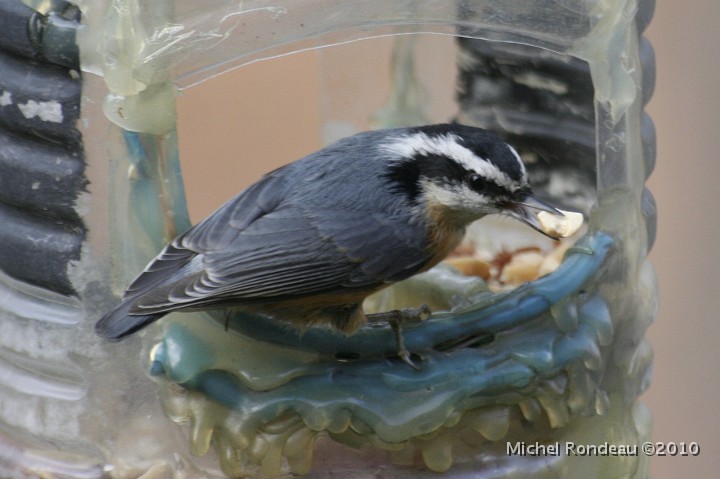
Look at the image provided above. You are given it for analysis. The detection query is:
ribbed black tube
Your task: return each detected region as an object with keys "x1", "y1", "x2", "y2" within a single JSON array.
[{"x1": 0, "y1": 1, "x2": 85, "y2": 296}]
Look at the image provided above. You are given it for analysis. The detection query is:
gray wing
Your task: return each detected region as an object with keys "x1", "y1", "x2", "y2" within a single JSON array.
[
  {"x1": 125, "y1": 175, "x2": 431, "y2": 315},
  {"x1": 123, "y1": 170, "x2": 288, "y2": 299},
  {"x1": 305, "y1": 208, "x2": 431, "y2": 284}
]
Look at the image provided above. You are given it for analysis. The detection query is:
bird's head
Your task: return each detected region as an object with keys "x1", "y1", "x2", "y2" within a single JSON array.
[{"x1": 383, "y1": 124, "x2": 563, "y2": 238}]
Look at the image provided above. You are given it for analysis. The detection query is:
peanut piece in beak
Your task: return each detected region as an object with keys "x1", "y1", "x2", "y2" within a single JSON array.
[{"x1": 537, "y1": 210, "x2": 584, "y2": 238}]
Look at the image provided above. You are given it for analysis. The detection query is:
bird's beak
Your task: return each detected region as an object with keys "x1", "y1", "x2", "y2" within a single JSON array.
[{"x1": 507, "y1": 194, "x2": 565, "y2": 240}]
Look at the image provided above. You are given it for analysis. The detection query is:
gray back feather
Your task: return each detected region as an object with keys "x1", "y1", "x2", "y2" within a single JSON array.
[{"x1": 124, "y1": 129, "x2": 432, "y2": 315}]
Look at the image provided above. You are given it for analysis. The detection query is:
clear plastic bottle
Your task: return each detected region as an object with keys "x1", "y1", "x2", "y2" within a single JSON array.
[{"x1": 0, "y1": 1, "x2": 656, "y2": 477}]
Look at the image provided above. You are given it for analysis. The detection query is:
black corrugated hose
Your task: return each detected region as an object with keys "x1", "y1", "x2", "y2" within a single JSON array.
[{"x1": 0, "y1": 0, "x2": 86, "y2": 296}]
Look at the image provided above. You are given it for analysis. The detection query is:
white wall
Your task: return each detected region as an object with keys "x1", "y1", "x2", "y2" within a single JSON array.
[{"x1": 644, "y1": 2, "x2": 720, "y2": 477}]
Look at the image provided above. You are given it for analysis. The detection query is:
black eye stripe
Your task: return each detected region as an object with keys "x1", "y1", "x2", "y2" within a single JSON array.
[
  {"x1": 384, "y1": 151, "x2": 520, "y2": 202},
  {"x1": 467, "y1": 173, "x2": 510, "y2": 197},
  {"x1": 384, "y1": 152, "x2": 467, "y2": 201}
]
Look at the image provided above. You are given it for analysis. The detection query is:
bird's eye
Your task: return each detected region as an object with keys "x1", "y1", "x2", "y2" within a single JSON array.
[
  {"x1": 467, "y1": 173, "x2": 506, "y2": 197},
  {"x1": 468, "y1": 173, "x2": 486, "y2": 190}
]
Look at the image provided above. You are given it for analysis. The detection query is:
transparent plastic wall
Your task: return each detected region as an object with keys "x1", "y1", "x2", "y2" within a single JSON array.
[{"x1": 1, "y1": 0, "x2": 655, "y2": 478}]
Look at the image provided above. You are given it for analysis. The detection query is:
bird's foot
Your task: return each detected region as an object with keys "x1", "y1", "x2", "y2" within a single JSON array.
[
  {"x1": 367, "y1": 304, "x2": 431, "y2": 370},
  {"x1": 366, "y1": 304, "x2": 431, "y2": 324},
  {"x1": 389, "y1": 316, "x2": 419, "y2": 370}
]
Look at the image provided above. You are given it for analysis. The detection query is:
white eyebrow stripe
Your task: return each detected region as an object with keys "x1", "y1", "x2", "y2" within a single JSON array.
[
  {"x1": 507, "y1": 144, "x2": 527, "y2": 178},
  {"x1": 382, "y1": 132, "x2": 515, "y2": 189}
]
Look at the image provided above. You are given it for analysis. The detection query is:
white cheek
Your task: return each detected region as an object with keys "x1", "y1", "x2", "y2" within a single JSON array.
[
  {"x1": 421, "y1": 180, "x2": 496, "y2": 215},
  {"x1": 422, "y1": 181, "x2": 463, "y2": 208}
]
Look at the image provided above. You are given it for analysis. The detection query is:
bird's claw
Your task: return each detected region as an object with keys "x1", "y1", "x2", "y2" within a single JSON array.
[
  {"x1": 407, "y1": 303, "x2": 432, "y2": 322},
  {"x1": 383, "y1": 304, "x2": 430, "y2": 370},
  {"x1": 396, "y1": 345, "x2": 420, "y2": 370}
]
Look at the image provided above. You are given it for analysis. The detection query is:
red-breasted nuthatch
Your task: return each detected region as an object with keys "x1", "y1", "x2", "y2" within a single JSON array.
[{"x1": 96, "y1": 124, "x2": 564, "y2": 363}]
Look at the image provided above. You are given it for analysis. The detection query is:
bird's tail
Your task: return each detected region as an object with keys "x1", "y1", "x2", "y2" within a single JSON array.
[{"x1": 95, "y1": 298, "x2": 164, "y2": 341}]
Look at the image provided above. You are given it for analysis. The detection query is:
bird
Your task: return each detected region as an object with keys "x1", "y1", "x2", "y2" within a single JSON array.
[{"x1": 96, "y1": 123, "x2": 563, "y2": 366}]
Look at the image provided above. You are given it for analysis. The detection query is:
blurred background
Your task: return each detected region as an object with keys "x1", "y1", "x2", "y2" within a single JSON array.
[{"x1": 175, "y1": 3, "x2": 720, "y2": 478}]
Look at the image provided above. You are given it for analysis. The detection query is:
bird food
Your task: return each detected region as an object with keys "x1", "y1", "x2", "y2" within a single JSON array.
[{"x1": 537, "y1": 209, "x2": 584, "y2": 238}]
